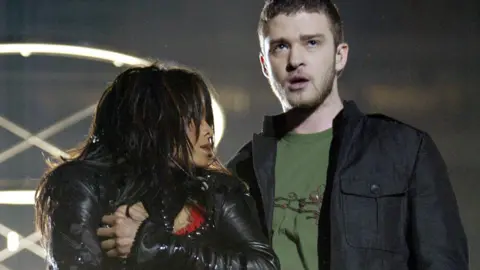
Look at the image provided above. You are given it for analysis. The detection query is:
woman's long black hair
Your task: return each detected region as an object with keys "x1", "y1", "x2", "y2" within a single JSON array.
[{"x1": 35, "y1": 64, "x2": 226, "y2": 239}]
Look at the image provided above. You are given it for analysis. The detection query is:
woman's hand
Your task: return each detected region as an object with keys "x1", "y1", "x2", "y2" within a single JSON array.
[{"x1": 97, "y1": 202, "x2": 148, "y2": 257}]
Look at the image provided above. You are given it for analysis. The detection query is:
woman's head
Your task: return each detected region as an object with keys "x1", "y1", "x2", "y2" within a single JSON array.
[
  {"x1": 35, "y1": 64, "x2": 227, "y2": 245},
  {"x1": 78, "y1": 64, "x2": 219, "y2": 171}
]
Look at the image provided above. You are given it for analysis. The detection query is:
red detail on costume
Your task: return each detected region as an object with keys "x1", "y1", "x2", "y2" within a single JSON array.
[{"x1": 173, "y1": 206, "x2": 205, "y2": 235}]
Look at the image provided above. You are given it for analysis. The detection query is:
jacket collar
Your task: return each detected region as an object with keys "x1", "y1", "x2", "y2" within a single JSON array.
[{"x1": 261, "y1": 100, "x2": 364, "y2": 138}]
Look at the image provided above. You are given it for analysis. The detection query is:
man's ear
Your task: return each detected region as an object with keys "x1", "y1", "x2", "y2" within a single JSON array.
[
  {"x1": 259, "y1": 52, "x2": 269, "y2": 78},
  {"x1": 335, "y1": 43, "x2": 349, "y2": 74}
]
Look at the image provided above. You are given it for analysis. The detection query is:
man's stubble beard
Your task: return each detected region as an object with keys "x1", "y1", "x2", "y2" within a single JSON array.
[{"x1": 271, "y1": 62, "x2": 336, "y2": 110}]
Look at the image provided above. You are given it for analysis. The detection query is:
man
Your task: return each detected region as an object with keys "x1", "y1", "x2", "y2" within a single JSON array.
[{"x1": 227, "y1": 0, "x2": 468, "y2": 269}]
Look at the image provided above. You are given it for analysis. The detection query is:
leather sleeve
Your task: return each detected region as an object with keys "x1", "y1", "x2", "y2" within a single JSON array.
[
  {"x1": 128, "y1": 185, "x2": 280, "y2": 270},
  {"x1": 225, "y1": 142, "x2": 269, "y2": 238},
  {"x1": 40, "y1": 163, "x2": 106, "y2": 269},
  {"x1": 408, "y1": 134, "x2": 468, "y2": 269}
]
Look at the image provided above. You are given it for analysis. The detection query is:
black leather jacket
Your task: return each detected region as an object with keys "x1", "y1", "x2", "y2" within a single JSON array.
[
  {"x1": 227, "y1": 101, "x2": 468, "y2": 269},
  {"x1": 39, "y1": 161, "x2": 280, "y2": 269}
]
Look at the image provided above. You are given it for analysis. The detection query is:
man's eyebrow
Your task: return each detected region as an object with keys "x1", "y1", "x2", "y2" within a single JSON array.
[
  {"x1": 269, "y1": 37, "x2": 288, "y2": 44},
  {"x1": 299, "y1": 33, "x2": 326, "y2": 40}
]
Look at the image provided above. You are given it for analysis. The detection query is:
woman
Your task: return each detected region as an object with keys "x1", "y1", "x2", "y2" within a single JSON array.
[{"x1": 35, "y1": 64, "x2": 280, "y2": 269}]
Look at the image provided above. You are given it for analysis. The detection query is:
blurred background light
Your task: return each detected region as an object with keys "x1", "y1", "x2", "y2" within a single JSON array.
[{"x1": 6, "y1": 232, "x2": 19, "y2": 252}]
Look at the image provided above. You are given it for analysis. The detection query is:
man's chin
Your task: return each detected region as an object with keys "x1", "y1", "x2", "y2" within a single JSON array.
[
  {"x1": 287, "y1": 87, "x2": 333, "y2": 109},
  {"x1": 286, "y1": 95, "x2": 319, "y2": 109}
]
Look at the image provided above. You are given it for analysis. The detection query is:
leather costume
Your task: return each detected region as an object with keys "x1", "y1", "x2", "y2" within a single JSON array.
[{"x1": 40, "y1": 160, "x2": 280, "y2": 269}]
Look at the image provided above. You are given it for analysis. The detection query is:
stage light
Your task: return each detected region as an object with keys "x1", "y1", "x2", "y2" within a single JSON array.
[
  {"x1": 0, "y1": 191, "x2": 35, "y2": 205},
  {"x1": 0, "y1": 43, "x2": 150, "y2": 66},
  {"x1": 7, "y1": 231, "x2": 20, "y2": 252}
]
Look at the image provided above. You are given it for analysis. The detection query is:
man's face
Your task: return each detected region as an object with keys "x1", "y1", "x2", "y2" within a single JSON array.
[{"x1": 260, "y1": 11, "x2": 348, "y2": 109}]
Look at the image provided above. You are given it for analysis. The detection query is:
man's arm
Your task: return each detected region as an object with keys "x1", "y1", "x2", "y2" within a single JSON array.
[{"x1": 409, "y1": 134, "x2": 468, "y2": 269}]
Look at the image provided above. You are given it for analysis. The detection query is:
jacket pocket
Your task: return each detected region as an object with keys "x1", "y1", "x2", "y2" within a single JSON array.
[{"x1": 340, "y1": 173, "x2": 408, "y2": 252}]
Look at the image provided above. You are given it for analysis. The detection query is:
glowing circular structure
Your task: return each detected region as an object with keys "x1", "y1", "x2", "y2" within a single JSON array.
[
  {"x1": 0, "y1": 43, "x2": 226, "y2": 205},
  {"x1": 0, "y1": 43, "x2": 225, "y2": 146},
  {"x1": 0, "y1": 191, "x2": 35, "y2": 205}
]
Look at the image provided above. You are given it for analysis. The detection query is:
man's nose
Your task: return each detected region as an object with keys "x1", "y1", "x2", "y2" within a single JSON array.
[{"x1": 287, "y1": 46, "x2": 305, "y2": 72}]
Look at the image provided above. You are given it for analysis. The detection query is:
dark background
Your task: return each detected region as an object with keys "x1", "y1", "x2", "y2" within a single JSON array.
[{"x1": 0, "y1": 0, "x2": 478, "y2": 269}]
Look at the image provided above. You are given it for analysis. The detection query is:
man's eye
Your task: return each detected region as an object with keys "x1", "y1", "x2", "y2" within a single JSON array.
[
  {"x1": 274, "y1": 44, "x2": 288, "y2": 51},
  {"x1": 307, "y1": 40, "x2": 318, "y2": 46}
]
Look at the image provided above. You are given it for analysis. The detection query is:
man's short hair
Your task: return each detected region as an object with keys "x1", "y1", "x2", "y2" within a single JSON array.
[{"x1": 258, "y1": 0, "x2": 344, "y2": 49}]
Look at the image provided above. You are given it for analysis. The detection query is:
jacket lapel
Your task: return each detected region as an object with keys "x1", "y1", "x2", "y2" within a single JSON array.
[{"x1": 251, "y1": 133, "x2": 277, "y2": 234}]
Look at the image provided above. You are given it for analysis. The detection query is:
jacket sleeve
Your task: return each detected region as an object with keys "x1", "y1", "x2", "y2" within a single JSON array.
[
  {"x1": 408, "y1": 134, "x2": 468, "y2": 269},
  {"x1": 127, "y1": 184, "x2": 280, "y2": 270},
  {"x1": 226, "y1": 141, "x2": 253, "y2": 181},
  {"x1": 39, "y1": 163, "x2": 106, "y2": 269}
]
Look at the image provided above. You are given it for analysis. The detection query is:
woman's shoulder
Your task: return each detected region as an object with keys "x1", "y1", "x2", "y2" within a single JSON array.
[
  {"x1": 205, "y1": 171, "x2": 249, "y2": 194},
  {"x1": 37, "y1": 160, "x2": 116, "y2": 210},
  {"x1": 42, "y1": 160, "x2": 106, "y2": 190}
]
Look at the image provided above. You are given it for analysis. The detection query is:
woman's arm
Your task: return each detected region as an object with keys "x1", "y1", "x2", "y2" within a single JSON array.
[
  {"x1": 37, "y1": 162, "x2": 107, "y2": 269},
  {"x1": 127, "y1": 181, "x2": 280, "y2": 270}
]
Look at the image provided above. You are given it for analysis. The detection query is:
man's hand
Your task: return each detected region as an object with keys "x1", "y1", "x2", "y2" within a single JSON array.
[{"x1": 97, "y1": 202, "x2": 148, "y2": 257}]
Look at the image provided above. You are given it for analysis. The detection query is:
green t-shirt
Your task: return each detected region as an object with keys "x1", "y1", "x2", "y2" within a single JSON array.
[{"x1": 273, "y1": 128, "x2": 332, "y2": 270}]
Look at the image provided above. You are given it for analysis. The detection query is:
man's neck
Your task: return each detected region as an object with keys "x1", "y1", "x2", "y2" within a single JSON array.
[{"x1": 284, "y1": 87, "x2": 343, "y2": 135}]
